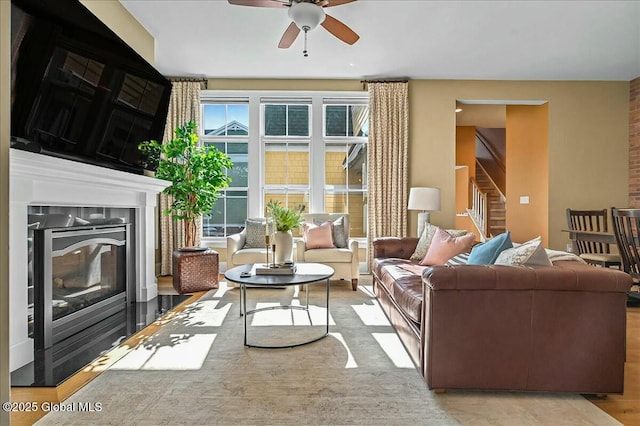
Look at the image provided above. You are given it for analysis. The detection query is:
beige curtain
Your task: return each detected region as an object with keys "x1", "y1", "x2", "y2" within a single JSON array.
[
  {"x1": 160, "y1": 80, "x2": 204, "y2": 275},
  {"x1": 367, "y1": 82, "x2": 409, "y2": 264}
]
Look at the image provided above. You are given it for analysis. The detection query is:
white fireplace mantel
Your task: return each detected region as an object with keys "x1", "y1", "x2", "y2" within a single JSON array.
[{"x1": 9, "y1": 149, "x2": 169, "y2": 371}]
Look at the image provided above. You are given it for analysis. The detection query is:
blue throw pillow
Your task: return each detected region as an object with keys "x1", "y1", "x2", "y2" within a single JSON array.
[{"x1": 467, "y1": 231, "x2": 513, "y2": 265}]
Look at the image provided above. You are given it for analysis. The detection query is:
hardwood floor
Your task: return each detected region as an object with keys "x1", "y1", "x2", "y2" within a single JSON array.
[
  {"x1": 587, "y1": 306, "x2": 640, "y2": 425},
  {"x1": 10, "y1": 277, "x2": 640, "y2": 425}
]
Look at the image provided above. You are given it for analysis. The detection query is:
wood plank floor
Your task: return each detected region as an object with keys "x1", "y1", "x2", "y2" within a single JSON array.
[{"x1": 10, "y1": 277, "x2": 640, "y2": 425}]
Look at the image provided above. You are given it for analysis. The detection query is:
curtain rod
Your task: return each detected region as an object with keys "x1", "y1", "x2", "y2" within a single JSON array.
[
  {"x1": 168, "y1": 77, "x2": 207, "y2": 82},
  {"x1": 360, "y1": 79, "x2": 409, "y2": 83}
]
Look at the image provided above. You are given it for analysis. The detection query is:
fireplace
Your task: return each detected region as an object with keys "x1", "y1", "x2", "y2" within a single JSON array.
[
  {"x1": 10, "y1": 149, "x2": 169, "y2": 371},
  {"x1": 33, "y1": 224, "x2": 130, "y2": 349}
]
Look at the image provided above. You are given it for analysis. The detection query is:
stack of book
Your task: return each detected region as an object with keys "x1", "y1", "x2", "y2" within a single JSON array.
[{"x1": 253, "y1": 263, "x2": 297, "y2": 276}]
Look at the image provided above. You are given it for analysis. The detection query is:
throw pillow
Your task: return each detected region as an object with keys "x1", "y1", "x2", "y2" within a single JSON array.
[
  {"x1": 243, "y1": 218, "x2": 272, "y2": 249},
  {"x1": 494, "y1": 236, "x2": 552, "y2": 266},
  {"x1": 303, "y1": 222, "x2": 335, "y2": 249},
  {"x1": 445, "y1": 252, "x2": 470, "y2": 266},
  {"x1": 420, "y1": 228, "x2": 476, "y2": 266},
  {"x1": 410, "y1": 223, "x2": 440, "y2": 260},
  {"x1": 313, "y1": 216, "x2": 348, "y2": 248},
  {"x1": 467, "y1": 231, "x2": 513, "y2": 265}
]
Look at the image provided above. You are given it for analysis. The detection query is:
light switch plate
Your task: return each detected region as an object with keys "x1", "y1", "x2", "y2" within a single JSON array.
[{"x1": 519, "y1": 196, "x2": 530, "y2": 204}]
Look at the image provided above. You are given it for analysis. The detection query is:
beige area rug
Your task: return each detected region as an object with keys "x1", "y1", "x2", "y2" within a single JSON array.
[{"x1": 37, "y1": 276, "x2": 619, "y2": 426}]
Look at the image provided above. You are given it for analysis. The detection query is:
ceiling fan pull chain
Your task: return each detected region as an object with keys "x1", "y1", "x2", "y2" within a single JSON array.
[{"x1": 303, "y1": 28, "x2": 309, "y2": 57}]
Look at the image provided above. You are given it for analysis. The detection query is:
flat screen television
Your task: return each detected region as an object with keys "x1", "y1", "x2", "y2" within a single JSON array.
[{"x1": 10, "y1": 0, "x2": 171, "y2": 174}]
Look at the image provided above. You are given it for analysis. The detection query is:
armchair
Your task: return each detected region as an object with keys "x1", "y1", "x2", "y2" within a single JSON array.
[
  {"x1": 295, "y1": 213, "x2": 359, "y2": 290},
  {"x1": 226, "y1": 219, "x2": 274, "y2": 287}
]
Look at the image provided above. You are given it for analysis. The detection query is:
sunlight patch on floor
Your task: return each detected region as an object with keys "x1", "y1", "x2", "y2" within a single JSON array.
[
  {"x1": 351, "y1": 299, "x2": 391, "y2": 326},
  {"x1": 372, "y1": 333, "x2": 414, "y2": 368},
  {"x1": 250, "y1": 302, "x2": 335, "y2": 327},
  {"x1": 181, "y1": 300, "x2": 232, "y2": 327},
  {"x1": 110, "y1": 334, "x2": 216, "y2": 370},
  {"x1": 330, "y1": 332, "x2": 358, "y2": 369}
]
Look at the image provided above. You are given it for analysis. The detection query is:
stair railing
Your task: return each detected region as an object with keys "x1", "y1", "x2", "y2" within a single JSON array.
[
  {"x1": 476, "y1": 160, "x2": 506, "y2": 203},
  {"x1": 469, "y1": 177, "x2": 488, "y2": 239}
]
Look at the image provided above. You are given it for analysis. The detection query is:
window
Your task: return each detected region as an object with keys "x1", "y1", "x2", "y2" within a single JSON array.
[
  {"x1": 201, "y1": 102, "x2": 249, "y2": 237},
  {"x1": 324, "y1": 103, "x2": 369, "y2": 238},
  {"x1": 200, "y1": 91, "x2": 368, "y2": 242}
]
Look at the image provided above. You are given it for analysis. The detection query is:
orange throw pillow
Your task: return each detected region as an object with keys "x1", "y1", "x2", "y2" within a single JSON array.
[
  {"x1": 303, "y1": 222, "x2": 335, "y2": 249},
  {"x1": 420, "y1": 228, "x2": 475, "y2": 266}
]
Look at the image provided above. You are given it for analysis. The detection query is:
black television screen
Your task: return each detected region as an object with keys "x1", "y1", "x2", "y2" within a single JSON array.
[{"x1": 10, "y1": 0, "x2": 171, "y2": 174}]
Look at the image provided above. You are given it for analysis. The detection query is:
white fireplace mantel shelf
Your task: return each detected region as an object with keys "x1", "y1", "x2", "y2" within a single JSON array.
[{"x1": 9, "y1": 149, "x2": 170, "y2": 372}]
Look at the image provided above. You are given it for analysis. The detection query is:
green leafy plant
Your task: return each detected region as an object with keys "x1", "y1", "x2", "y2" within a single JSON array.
[
  {"x1": 266, "y1": 200, "x2": 305, "y2": 232},
  {"x1": 139, "y1": 121, "x2": 233, "y2": 247}
]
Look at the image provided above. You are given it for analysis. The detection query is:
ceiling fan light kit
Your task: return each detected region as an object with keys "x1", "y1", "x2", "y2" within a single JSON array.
[
  {"x1": 289, "y1": 1, "x2": 325, "y2": 32},
  {"x1": 229, "y1": 0, "x2": 359, "y2": 57}
]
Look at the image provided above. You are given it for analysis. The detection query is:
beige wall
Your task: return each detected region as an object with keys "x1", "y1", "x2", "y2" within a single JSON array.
[
  {"x1": 80, "y1": 0, "x2": 154, "y2": 64},
  {"x1": 1, "y1": 0, "x2": 10, "y2": 421},
  {"x1": 410, "y1": 80, "x2": 629, "y2": 250}
]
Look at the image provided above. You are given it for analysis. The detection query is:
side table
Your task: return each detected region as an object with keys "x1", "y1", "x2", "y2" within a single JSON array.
[{"x1": 172, "y1": 248, "x2": 219, "y2": 294}]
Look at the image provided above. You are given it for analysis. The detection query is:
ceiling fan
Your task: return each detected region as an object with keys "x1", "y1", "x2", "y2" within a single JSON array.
[{"x1": 228, "y1": 0, "x2": 360, "y2": 57}]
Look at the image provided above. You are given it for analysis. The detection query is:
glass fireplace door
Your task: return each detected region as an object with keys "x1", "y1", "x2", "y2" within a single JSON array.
[{"x1": 34, "y1": 224, "x2": 129, "y2": 349}]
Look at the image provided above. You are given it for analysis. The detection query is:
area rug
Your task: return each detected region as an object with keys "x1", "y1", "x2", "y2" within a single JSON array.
[{"x1": 36, "y1": 277, "x2": 619, "y2": 425}]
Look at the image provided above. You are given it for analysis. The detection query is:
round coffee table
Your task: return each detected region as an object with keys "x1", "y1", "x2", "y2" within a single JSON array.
[{"x1": 225, "y1": 263, "x2": 334, "y2": 348}]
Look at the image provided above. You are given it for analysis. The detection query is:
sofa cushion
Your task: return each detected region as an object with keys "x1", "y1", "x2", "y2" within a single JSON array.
[
  {"x1": 303, "y1": 247, "x2": 353, "y2": 263},
  {"x1": 314, "y1": 216, "x2": 348, "y2": 248},
  {"x1": 244, "y1": 218, "x2": 271, "y2": 249},
  {"x1": 495, "y1": 236, "x2": 552, "y2": 266},
  {"x1": 303, "y1": 222, "x2": 335, "y2": 249},
  {"x1": 410, "y1": 223, "x2": 439, "y2": 260},
  {"x1": 233, "y1": 247, "x2": 268, "y2": 264},
  {"x1": 420, "y1": 229, "x2": 475, "y2": 266},
  {"x1": 467, "y1": 231, "x2": 513, "y2": 265},
  {"x1": 374, "y1": 260, "x2": 426, "y2": 324}
]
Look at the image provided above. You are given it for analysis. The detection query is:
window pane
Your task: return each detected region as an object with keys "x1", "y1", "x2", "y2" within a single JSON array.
[
  {"x1": 326, "y1": 105, "x2": 347, "y2": 136},
  {"x1": 203, "y1": 104, "x2": 249, "y2": 136},
  {"x1": 351, "y1": 105, "x2": 369, "y2": 137},
  {"x1": 265, "y1": 143, "x2": 309, "y2": 186},
  {"x1": 226, "y1": 194, "x2": 247, "y2": 234},
  {"x1": 227, "y1": 104, "x2": 249, "y2": 135},
  {"x1": 265, "y1": 104, "x2": 286, "y2": 136},
  {"x1": 203, "y1": 191, "x2": 247, "y2": 237},
  {"x1": 288, "y1": 105, "x2": 309, "y2": 136},
  {"x1": 324, "y1": 192, "x2": 366, "y2": 238},
  {"x1": 228, "y1": 155, "x2": 248, "y2": 187},
  {"x1": 203, "y1": 104, "x2": 226, "y2": 135}
]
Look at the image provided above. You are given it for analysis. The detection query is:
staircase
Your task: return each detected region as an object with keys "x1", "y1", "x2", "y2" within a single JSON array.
[{"x1": 475, "y1": 165, "x2": 506, "y2": 238}]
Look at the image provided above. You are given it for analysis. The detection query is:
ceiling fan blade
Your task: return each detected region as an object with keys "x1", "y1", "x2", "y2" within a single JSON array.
[
  {"x1": 278, "y1": 22, "x2": 301, "y2": 48},
  {"x1": 321, "y1": 14, "x2": 359, "y2": 45},
  {"x1": 323, "y1": 0, "x2": 357, "y2": 7},
  {"x1": 227, "y1": 0, "x2": 288, "y2": 8}
]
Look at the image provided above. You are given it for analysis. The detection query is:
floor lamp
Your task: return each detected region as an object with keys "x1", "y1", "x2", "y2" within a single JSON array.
[{"x1": 408, "y1": 187, "x2": 441, "y2": 237}]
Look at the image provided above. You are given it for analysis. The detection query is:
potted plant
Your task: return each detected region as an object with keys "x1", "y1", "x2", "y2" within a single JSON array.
[
  {"x1": 139, "y1": 121, "x2": 233, "y2": 249},
  {"x1": 266, "y1": 200, "x2": 304, "y2": 264}
]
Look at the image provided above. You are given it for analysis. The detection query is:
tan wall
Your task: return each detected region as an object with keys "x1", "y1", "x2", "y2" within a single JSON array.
[
  {"x1": 1, "y1": 0, "x2": 11, "y2": 419},
  {"x1": 506, "y1": 104, "x2": 549, "y2": 244},
  {"x1": 208, "y1": 79, "x2": 363, "y2": 92},
  {"x1": 630, "y1": 77, "x2": 640, "y2": 207},
  {"x1": 80, "y1": 0, "x2": 155, "y2": 64},
  {"x1": 410, "y1": 80, "x2": 629, "y2": 250}
]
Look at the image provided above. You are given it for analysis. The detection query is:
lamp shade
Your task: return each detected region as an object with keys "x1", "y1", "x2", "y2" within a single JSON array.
[{"x1": 408, "y1": 187, "x2": 441, "y2": 211}]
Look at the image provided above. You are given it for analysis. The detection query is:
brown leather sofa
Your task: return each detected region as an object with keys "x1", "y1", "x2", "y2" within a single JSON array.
[{"x1": 373, "y1": 236, "x2": 632, "y2": 394}]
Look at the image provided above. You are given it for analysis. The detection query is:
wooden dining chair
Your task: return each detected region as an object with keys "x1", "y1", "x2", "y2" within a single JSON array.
[
  {"x1": 565, "y1": 208, "x2": 622, "y2": 268},
  {"x1": 611, "y1": 207, "x2": 640, "y2": 302}
]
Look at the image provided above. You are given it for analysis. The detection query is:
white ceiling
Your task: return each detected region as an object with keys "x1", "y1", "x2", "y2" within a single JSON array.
[{"x1": 120, "y1": 0, "x2": 640, "y2": 81}]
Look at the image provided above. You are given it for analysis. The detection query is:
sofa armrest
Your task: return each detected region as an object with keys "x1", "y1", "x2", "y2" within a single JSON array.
[
  {"x1": 226, "y1": 230, "x2": 246, "y2": 266},
  {"x1": 423, "y1": 261, "x2": 632, "y2": 292},
  {"x1": 373, "y1": 237, "x2": 418, "y2": 260}
]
